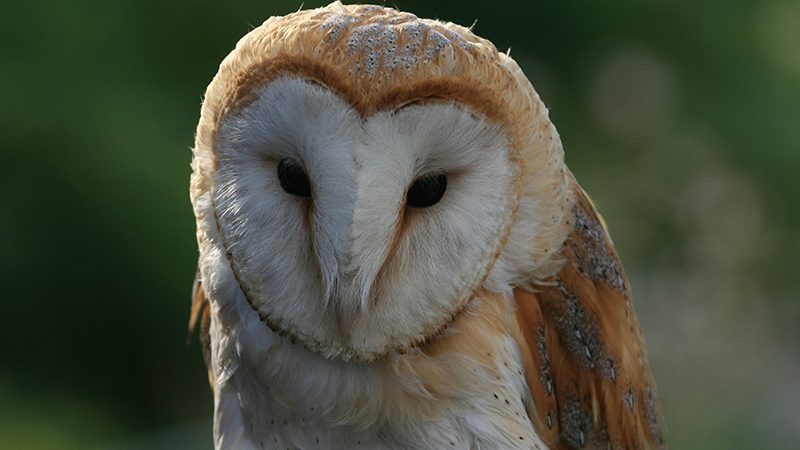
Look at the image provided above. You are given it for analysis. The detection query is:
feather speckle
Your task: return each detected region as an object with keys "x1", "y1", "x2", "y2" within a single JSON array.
[
  {"x1": 320, "y1": 14, "x2": 356, "y2": 43},
  {"x1": 570, "y1": 205, "x2": 626, "y2": 294},
  {"x1": 559, "y1": 392, "x2": 591, "y2": 448},
  {"x1": 536, "y1": 327, "x2": 554, "y2": 395},
  {"x1": 330, "y1": 18, "x2": 461, "y2": 76},
  {"x1": 647, "y1": 385, "x2": 666, "y2": 449},
  {"x1": 551, "y1": 280, "x2": 617, "y2": 380}
]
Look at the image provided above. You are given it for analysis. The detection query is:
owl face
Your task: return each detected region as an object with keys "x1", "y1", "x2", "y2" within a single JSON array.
[
  {"x1": 192, "y1": 3, "x2": 571, "y2": 361},
  {"x1": 213, "y1": 75, "x2": 516, "y2": 360}
]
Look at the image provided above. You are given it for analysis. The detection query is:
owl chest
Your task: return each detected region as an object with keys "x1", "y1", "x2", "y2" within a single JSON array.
[
  {"x1": 234, "y1": 368, "x2": 539, "y2": 450},
  {"x1": 224, "y1": 326, "x2": 544, "y2": 449},
  {"x1": 239, "y1": 405, "x2": 468, "y2": 449},
  {"x1": 208, "y1": 285, "x2": 548, "y2": 449}
]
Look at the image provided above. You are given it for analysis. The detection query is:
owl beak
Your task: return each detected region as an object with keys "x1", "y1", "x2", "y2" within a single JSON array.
[
  {"x1": 327, "y1": 276, "x2": 371, "y2": 342},
  {"x1": 310, "y1": 155, "x2": 404, "y2": 340}
]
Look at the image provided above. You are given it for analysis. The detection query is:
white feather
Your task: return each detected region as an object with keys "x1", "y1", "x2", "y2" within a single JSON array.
[
  {"x1": 195, "y1": 75, "x2": 549, "y2": 448},
  {"x1": 213, "y1": 76, "x2": 516, "y2": 360}
]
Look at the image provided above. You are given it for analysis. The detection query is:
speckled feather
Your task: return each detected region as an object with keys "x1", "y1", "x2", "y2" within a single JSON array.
[{"x1": 514, "y1": 181, "x2": 666, "y2": 449}]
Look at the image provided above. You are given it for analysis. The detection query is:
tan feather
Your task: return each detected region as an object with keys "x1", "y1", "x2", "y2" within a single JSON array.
[
  {"x1": 189, "y1": 269, "x2": 214, "y2": 390},
  {"x1": 514, "y1": 179, "x2": 666, "y2": 449}
]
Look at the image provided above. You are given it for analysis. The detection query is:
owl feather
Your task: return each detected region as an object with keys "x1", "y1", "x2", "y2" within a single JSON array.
[
  {"x1": 513, "y1": 178, "x2": 665, "y2": 449},
  {"x1": 187, "y1": 3, "x2": 666, "y2": 449}
]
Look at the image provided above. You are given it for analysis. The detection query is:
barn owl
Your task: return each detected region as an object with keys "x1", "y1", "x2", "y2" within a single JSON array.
[{"x1": 189, "y1": 2, "x2": 665, "y2": 449}]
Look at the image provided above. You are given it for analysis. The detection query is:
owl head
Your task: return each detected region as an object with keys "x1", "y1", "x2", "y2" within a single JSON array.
[{"x1": 191, "y1": 2, "x2": 571, "y2": 362}]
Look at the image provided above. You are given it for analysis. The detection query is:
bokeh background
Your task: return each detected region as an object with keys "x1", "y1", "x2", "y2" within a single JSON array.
[{"x1": 2, "y1": 0, "x2": 798, "y2": 448}]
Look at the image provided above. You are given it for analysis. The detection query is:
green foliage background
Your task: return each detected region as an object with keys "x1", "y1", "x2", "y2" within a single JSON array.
[{"x1": 1, "y1": 1, "x2": 798, "y2": 448}]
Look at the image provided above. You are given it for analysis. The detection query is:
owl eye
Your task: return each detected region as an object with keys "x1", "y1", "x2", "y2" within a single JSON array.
[
  {"x1": 406, "y1": 172, "x2": 447, "y2": 208},
  {"x1": 277, "y1": 158, "x2": 311, "y2": 197}
]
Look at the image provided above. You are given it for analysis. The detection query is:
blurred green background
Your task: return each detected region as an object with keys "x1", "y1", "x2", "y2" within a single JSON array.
[{"x1": 1, "y1": 0, "x2": 798, "y2": 448}]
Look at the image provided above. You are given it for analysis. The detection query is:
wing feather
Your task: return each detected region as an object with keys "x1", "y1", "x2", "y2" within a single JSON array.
[
  {"x1": 189, "y1": 268, "x2": 215, "y2": 390},
  {"x1": 514, "y1": 181, "x2": 665, "y2": 449}
]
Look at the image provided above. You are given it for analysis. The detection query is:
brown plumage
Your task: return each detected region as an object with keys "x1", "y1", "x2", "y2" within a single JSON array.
[
  {"x1": 514, "y1": 180, "x2": 665, "y2": 449},
  {"x1": 189, "y1": 270, "x2": 214, "y2": 389}
]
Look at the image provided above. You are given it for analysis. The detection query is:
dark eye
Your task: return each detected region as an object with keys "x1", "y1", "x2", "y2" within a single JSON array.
[
  {"x1": 406, "y1": 172, "x2": 447, "y2": 208},
  {"x1": 277, "y1": 158, "x2": 311, "y2": 197}
]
